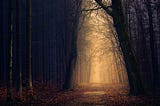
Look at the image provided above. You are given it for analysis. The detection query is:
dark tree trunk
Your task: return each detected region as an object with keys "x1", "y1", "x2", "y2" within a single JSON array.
[
  {"x1": 112, "y1": 0, "x2": 145, "y2": 95},
  {"x1": 95, "y1": 0, "x2": 144, "y2": 95},
  {"x1": 26, "y1": 0, "x2": 33, "y2": 95},
  {"x1": 42, "y1": 2, "x2": 45, "y2": 84},
  {"x1": 63, "y1": 0, "x2": 82, "y2": 90},
  {"x1": 146, "y1": 1, "x2": 159, "y2": 90},
  {"x1": 0, "y1": 0, "x2": 4, "y2": 83},
  {"x1": 16, "y1": 0, "x2": 23, "y2": 98},
  {"x1": 7, "y1": 0, "x2": 13, "y2": 102}
]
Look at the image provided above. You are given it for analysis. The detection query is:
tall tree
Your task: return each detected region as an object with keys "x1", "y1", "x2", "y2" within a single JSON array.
[
  {"x1": 0, "y1": 0, "x2": 4, "y2": 82},
  {"x1": 42, "y1": 1, "x2": 46, "y2": 84},
  {"x1": 63, "y1": 0, "x2": 82, "y2": 89},
  {"x1": 7, "y1": 0, "x2": 13, "y2": 102},
  {"x1": 146, "y1": 0, "x2": 159, "y2": 90},
  {"x1": 26, "y1": 0, "x2": 33, "y2": 95},
  {"x1": 16, "y1": 0, "x2": 23, "y2": 98},
  {"x1": 94, "y1": 0, "x2": 144, "y2": 95},
  {"x1": 122, "y1": 0, "x2": 160, "y2": 92}
]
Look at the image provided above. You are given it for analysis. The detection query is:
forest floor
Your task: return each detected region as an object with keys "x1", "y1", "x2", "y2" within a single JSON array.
[{"x1": 0, "y1": 83, "x2": 160, "y2": 106}]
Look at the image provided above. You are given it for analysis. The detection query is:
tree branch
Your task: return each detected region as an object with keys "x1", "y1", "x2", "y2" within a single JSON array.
[
  {"x1": 80, "y1": 7, "x2": 102, "y2": 12},
  {"x1": 94, "y1": 0, "x2": 113, "y2": 16}
]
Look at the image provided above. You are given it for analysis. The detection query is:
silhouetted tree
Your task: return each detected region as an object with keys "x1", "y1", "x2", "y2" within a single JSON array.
[
  {"x1": 95, "y1": 0, "x2": 144, "y2": 95},
  {"x1": 123, "y1": 0, "x2": 160, "y2": 93},
  {"x1": 7, "y1": 0, "x2": 13, "y2": 103},
  {"x1": 63, "y1": 0, "x2": 82, "y2": 89},
  {"x1": 26, "y1": 0, "x2": 33, "y2": 96},
  {"x1": 146, "y1": 0, "x2": 159, "y2": 91},
  {"x1": 16, "y1": 0, "x2": 23, "y2": 98}
]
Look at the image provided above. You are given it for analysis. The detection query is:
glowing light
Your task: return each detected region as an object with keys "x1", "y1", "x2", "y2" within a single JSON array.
[
  {"x1": 71, "y1": 0, "x2": 129, "y2": 88},
  {"x1": 84, "y1": 91, "x2": 105, "y2": 95}
]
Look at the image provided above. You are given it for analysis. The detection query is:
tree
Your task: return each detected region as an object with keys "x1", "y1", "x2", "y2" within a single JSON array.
[
  {"x1": 7, "y1": 0, "x2": 13, "y2": 102},
  {"x1": 0, "y1": 0, "x2": 4, "y2": 83},
  {"x1": 26, "y1": 0, "x2": 33, "y2": 96},
  {"x1": 122, "y1": 0, "x2": 160, "y2": 93},
  {"x1": 16, "y1": 0, "x2": 23, "y2": 98},
  {"x1": 146, "y1": 0, "x2": 159, "y2": 91},
  {"x1": 94, "y1": 0, "x2": 144, "y2": 95},
  {"x1": 63, "y1": 0, "x2": 82, "y2": 89}
]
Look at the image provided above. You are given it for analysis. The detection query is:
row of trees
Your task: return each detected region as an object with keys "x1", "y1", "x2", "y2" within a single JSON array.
[
  {"x1": 122, "y1": 0, "x2": 160, "y2": 93},
  {"x1": 71, "y1": 0, "x2": 129, "y2": 87},
  {"x1": 0, "y1": 0, "x2": 81, "y2": 101},
  {"x1": 6, "y1": 0, "x2": 33, "y2": 101},
  {"x1": 94, "y1": 0, "x2": 144, "y2": 95},
  {"x1": 94, "y1": 0, "x2": 160, "y2": 95}
]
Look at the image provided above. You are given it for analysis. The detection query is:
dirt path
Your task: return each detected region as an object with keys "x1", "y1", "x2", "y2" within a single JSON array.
[
  {"x1": 65, "y1": 91, "x2": 107, "y2": 106},
  {"x1": 55, "y1": 84, "x2": 160, "y2": 106},
  {"x1": 60, "y1": 84, "x2": 129, "y2": 106},
  {"x1": 1, "y1": 84, "x2": 159, "y2": 105}
]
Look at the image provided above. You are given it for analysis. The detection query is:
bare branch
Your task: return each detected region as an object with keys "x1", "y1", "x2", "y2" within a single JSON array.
[
  {"x1": 94, "y1": 0, "x2": 113, "y2": 16},
  {"x1": 80, "y1": 7, "x2": 102, "y2": 12}
]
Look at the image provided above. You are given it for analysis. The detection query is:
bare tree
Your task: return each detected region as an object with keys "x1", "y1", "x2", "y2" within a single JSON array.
[{"x1": 94, "y1": 0, "x2": 144, "y2": 95}]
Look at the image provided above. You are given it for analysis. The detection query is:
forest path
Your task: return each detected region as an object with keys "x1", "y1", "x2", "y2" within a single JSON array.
[
  {"x1": 62, "y1": 83, "x2": 130, "y2": 106},
  {"x1": 65, "y1": 91, "x2": 106, "y2": 106},
  {"x1": 33, "y1": 83, "x2": 159, "y2": 105}
]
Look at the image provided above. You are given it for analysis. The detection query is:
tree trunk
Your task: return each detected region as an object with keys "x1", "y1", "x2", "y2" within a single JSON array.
[
  {"x1": 95, "y1": 0, "x2": 144, "y2": 95},
  {"x1": 16, "y1": 0, "x2": 23, "y2": 98},
  {"x1": 112, "y1": 0, "x2": 145, "y2": 95},
  {"x1": 26, "y1": 0, "x2": 33, "y2": 96},
  {"x1": 63, "y1": 0, "x2": 82, "y2": 90},
  {"x1": 0, "y1": 0, "x2": 4, "y2": 83},
  {"x1": 146, "y1": 1, "x2": 159, "y2": 91},
  {"x1": 7, "y1": 0, "x2": 13, "y2": 102}
]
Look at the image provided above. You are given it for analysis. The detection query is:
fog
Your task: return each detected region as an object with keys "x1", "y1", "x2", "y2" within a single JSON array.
[{"x1": 71, "y1": 0, "x2": 129, "y2": 88}]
